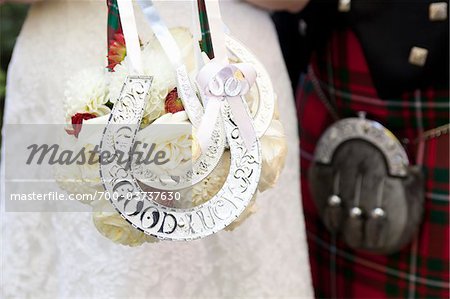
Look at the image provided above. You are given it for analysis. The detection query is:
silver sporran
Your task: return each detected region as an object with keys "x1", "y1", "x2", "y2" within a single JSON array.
[{"x1": 309, "y1": 113, "x2": 424, "y2": 254}]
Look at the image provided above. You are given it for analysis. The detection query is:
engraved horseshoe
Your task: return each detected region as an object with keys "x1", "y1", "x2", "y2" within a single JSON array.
[
  {"x1": 115, "y1": 0, "x2": 273, "y2": 189},
  {"x1": 100, "y1": 76, "x2": 261, "y2": 240},
  {"x1": 131, "y1": 36, "x2": 274, "y2": 190}
]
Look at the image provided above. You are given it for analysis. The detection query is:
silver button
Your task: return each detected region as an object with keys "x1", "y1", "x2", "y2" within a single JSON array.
[
  {"x1": 349, "y1": 207, "x2": 362, "y2": 218},
  {"x1": 408, "y1": 47, "x2": 428, "y2": 67},
  {"x1": 328, "y1": 195, "x2": 342, "y2": 207},
  {"x1": 429, "y1": 2, "x2": 448, "y2": 21},
  {"x1": 371, "y1": 208, "x2": 386, "y2": 219},
  {"x1": 338, "y1": 0, "x2": 351, "y2": 12}
]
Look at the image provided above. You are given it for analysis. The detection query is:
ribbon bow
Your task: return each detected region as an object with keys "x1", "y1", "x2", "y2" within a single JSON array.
[{"x1": 196, "y1": 61, "x2": 257, "y2": 153}]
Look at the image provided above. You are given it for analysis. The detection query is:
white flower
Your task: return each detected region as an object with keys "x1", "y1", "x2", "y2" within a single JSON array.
[
  {"x1": 54, "y1": 162, "x2": 104, "y2": 205},
  {"x1": 74, "y1": 115, "x2": 110, "y2": 193},
  {"x1": 54, "y1": 154, "x2": 101, "y2": 206},
  {"x1": 64, "y1": 67, "x2": 110, "y2": 121},
  {"x1": 110, "y1": 27, "x2": 195, "y2": 125},
  {"x1": 55, "y1": 115, "x2": 110, "y2": 202},
  {"x1": 92, "y1": 200, "x2": 158, "y2": 246},
  {"x1": 133, "y1": 111, "x2": 193, "y2": 180},
  {"x1": 258, "y1": 119, "x2": 287, "y2": 192},
  {"x1": 76, "y1": 114, "x2": 109, "y2": 148}
]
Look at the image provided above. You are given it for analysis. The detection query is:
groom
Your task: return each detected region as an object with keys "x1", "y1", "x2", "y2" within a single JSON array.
[{"x1": 247, "y1": 0, "x2": 450, "y2": 298}]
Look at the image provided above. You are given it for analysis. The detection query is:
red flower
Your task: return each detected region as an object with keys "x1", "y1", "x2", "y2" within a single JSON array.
[
  {"x1": 164, "y1": 88, "x2": 185, "y2": 113},
  {"x1": 107, "y1": 33, "x2": 126, "y2": 71},
  {"x1": 66, "y1": 113, "x2": 97, "y2": 138}
]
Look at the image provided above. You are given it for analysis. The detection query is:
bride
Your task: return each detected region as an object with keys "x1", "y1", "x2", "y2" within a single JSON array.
[{"x1": 2, "y1": 0, "x2": 312, "y2": 297}]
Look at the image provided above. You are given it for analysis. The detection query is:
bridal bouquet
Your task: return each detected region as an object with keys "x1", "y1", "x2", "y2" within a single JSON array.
[{"x1": 55, "y1": 0, "x2": 286, "y2": 246}]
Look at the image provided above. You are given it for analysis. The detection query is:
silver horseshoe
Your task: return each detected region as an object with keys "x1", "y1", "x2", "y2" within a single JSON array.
[
  {"x1": 100, "y1": 76, "x2": 261, "y2": 240},
  {"x1": 131, "y1": 35, "x2": 274, "y2": 190}
]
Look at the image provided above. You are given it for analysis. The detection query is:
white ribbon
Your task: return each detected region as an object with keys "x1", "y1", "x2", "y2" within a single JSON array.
[
  {"x1": 136, "y1": 0, "x2": 205, "y2": 128},
  {"x1": 196, "y1": 60, "x2": 257, "y2": 152},
  {"x1": 203, "y1": 0, "x2": 228, "y2": 63},
  {"x1": 116, "y1": 0, "x2": 143, "y2": 74},
  {"x1": 136, "y1": 0, "x2": 183, "y2": 67}
]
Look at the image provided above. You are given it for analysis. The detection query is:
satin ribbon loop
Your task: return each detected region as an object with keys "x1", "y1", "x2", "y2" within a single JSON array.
[
  {"x1": 196, "y1": 60, "x2": 257, "y2": 153},
  {"x1": 116, "y1": 0, "x2": 143, "y2": 74}
]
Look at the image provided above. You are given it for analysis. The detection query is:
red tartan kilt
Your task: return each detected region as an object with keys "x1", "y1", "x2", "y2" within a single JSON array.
[{"x1": 296, "y1": 29, "x2": 450, "y2": 298}]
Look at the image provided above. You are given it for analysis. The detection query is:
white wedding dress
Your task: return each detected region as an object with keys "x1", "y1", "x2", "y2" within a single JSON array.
[{"x1": 1, "y1": 0, "x2": 313, "y2": 297}]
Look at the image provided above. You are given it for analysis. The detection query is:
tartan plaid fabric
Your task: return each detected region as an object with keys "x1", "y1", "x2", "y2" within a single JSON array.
[
  {"x1": 297, "y1": 29, "x2": 450, "y2": 298},
  {"x1": 107, "y1": 0, "x2": 123, "y2": 70},
  {"x1": 197, "y1": 0, "x2": 214, "y2": 59}
]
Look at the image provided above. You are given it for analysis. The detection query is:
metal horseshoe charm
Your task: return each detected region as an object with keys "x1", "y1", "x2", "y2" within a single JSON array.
[
  {"x1": 130, "y1": 36, "x2": 274, "y2": 191},
  {"x1": 100, "y1": 76, "x2": 262, "y2": 240}
]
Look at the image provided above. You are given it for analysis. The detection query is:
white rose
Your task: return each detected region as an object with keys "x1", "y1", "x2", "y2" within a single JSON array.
[
  {"x1": 110, "y1": 28, "x2": 195, "y2": 125},
  {"x1": 54, "y1": 162, "x2": 103, "y2": 206},
  {"x1": 76, "y1": 114, "x2": 109, "y2": 147},
  {"x1": 71, "y1": 115, "x2": 110, "y2": 194},
  {"x1": 64, "y1": 67, "x2": 110, "y2": 121},
  {"x1": 56, "y1": 115, "x2": 109, "y2": 202},
  {"x1": 133, "y1": 111, "x2": 193, "y2": 181},
  {"x1": 92, "y1": 200, "x2": 158, "y2": 246},
  {"x1": 258, "y1": 119, "x2": 287, "y2": 192},
  {"x1": 55, "y1": 123, "x2": 106, "y2": 205}
]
